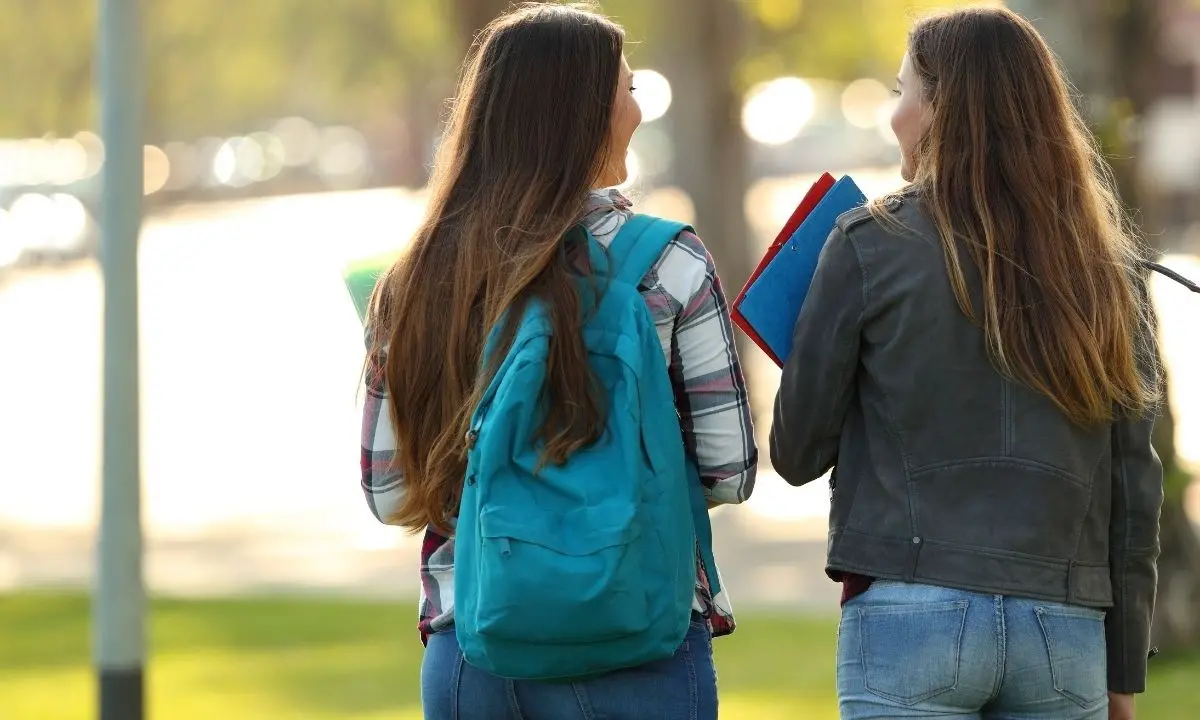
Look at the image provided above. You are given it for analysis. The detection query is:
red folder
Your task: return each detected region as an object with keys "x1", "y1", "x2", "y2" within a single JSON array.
[{"x1": 732, "y1": 172, "x2": 837, "y2": 366}]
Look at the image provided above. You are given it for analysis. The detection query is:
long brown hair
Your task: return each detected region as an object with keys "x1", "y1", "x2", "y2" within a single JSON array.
[
  {"x1": 367, "y1": 4, "x2": 623, "y2": 532},
  {"x1": 874, "y1": 6, "x2": 1159, "y2": 426}
]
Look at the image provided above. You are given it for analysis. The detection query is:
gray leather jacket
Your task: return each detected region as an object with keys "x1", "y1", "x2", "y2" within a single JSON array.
[{"x1": 770, "y1": 193, "x2": 1163, "y2": 693}]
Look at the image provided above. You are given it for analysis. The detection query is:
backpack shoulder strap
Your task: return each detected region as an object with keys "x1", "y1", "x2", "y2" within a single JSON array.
[
  {"x1": 606, "y1": 214, "x2": 692, "y2": 287},
  {"x1": 604, "y1": 214, "x2": 722, "y2": 598}
]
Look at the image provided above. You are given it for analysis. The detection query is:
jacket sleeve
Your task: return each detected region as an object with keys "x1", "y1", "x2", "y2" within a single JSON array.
[
  {"x1": 770, "y1": 226, "x2": 865, "y2": 486},
  {"x1": 1105, "y1": 306, "x2": 1164, "y2": 693}
]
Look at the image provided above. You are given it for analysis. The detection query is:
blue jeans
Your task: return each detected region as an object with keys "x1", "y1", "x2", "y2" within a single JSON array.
[
  {"x1": 421, "y1": 617, "x2": 717, "y2": 719},
  {"x1": 838, "y1": 580, "x2": 1109, "y2": 719}
]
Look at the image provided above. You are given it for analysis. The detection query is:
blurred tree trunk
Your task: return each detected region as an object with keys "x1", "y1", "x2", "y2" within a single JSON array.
[
  {"x1": 658, "y1": 0, "x2": 752, "y2": 324},
  {"x1": 395, "y1": 83, "x2": 442, "y2": 187},
  {"x1": 430, "y1": 0, "x2": 517, "y2": 182},
  {"x1": 453, "y1": 0, "x2": 518, "y2": 48},
  {"x1": 1011, "y1": 0, "x2": 1200, "y2": 654}
]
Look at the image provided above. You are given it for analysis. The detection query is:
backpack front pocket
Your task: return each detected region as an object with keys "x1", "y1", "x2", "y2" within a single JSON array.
[{"x1": 472, "y1": 505, "x2": 652, "y2": 644}]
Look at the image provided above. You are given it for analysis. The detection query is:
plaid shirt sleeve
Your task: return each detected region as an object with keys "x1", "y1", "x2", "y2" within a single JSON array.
[
  {"x1": 663, "y1": 231, "x2": 758, "y2": 505},
  {"x1": 360, "y1": 331, "x2": 406, "y2": 524}
]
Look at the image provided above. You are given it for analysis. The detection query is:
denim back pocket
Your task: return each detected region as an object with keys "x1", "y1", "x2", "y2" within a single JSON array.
[
  {"x1": 1035, "y1": 605, "x2": 1108, "y2": 709},
  {"x1": 859, "y1": 600, "x2": 969, "y2": 705}
]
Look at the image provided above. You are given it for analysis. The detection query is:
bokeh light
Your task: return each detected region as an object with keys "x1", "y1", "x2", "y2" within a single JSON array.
[
  {"x1": 74, "y1": 130, "x2": 105, "y2": 179},
  {"x1": 316, "y1": 126, "x2": 370, "y2": 188},
  {"x1": 163, "y1": 141, "x2": 200, "y2": 191},
  {"x1": 50, "y1": 139, "x2": 88, "y2": 185},
  {"x1": 632, "y1": 69, "x2": 673, "y2": 123},
  {"x1": 841, "y1": 78, "x2": 892, "y2": 129},
  {"x1": 0, "y1": 208, "x2": 19, "y2": 267},
  {"x1": 143, "y1": 145, "x2": 171, "y2": 194},
  {"x1": 212, "y1": 139, "x2": 240, "y2": 186},
  {"x1": 249, "y1": 131, "x2": 286, "y2": 181},
  {"x1": 741, "y1": 76, "x2": 816, "y2": 145},
  {"x1": 272, "y1": 116, "x2": 321, "y2": 168},
  {"x1": 617, "y1": 148, "x2": 641, "y2": 190}
]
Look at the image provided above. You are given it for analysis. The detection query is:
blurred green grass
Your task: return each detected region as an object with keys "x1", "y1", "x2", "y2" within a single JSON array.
[{"x1": 1, "y1": 593, "x2": 1195, "y2": 719}]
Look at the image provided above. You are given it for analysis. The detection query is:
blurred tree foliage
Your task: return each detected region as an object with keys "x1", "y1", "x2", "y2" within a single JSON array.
[
  {"x1": 735, "y1": 0, "x2": 994, "y2": 89},
  {"x1": 0, "y1": 0, "x2": 454, "y2": 139},
  {"x1": 0, "y1": 0, "x2": 96, "y2": 137},
  {"x1": 0, "y1": 0, "x2": 982, "y2": 140}
]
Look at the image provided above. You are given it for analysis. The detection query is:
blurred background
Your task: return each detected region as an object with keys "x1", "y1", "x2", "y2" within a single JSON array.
[{"x1": 1, "y1": 0, "x2": 1199, "y2": 717}]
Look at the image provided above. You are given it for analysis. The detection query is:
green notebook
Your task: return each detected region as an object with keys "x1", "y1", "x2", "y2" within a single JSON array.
[{"x1": 343, "y1": 252, "x2": 398, "y2": 323}]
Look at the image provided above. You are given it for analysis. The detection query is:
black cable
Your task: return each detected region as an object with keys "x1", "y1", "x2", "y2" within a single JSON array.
[{"x1": 1142, "y1": 261, "x2": 1200, "y2": 294}]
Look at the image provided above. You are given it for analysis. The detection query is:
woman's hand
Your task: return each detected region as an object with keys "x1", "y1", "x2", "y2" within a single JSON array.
[{"x1": 1108, "y1": 692, "x2": 1135, "y2": 720}]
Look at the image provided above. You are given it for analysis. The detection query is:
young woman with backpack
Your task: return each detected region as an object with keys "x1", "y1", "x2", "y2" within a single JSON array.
[{"x1": 359, "y1": 5, "x2": 756, "y2": 719}]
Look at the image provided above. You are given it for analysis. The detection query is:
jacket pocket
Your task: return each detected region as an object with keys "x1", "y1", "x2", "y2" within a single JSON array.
[
  {"x1": 1035, "y1": 605, "x2": 1108, "y2": 709},
  {"x1": 859, "y1": 600, "x2": 968, "y2": 705}
]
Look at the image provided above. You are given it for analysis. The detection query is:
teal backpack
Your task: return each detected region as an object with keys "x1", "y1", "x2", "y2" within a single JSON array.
[{"x1": 453, "y1": 214, "x2": 720, "y2": 680}]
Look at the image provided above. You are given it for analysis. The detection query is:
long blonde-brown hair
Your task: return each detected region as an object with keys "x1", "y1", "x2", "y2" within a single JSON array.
[
  {"x1": 368, "y1": 4, "x2": 623, "y2": 532},
  {"x1": 873, "y1": 6, "x2": 1159, "y2": 426}
]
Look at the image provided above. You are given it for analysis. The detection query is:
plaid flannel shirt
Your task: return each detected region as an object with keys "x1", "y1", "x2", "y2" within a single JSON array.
[{"x1": 361, "y1": 188, "x2": 758, "y2": 642}]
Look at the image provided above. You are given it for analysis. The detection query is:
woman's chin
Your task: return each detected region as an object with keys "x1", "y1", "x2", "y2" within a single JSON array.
[{"x1": 596, "y1": 170, "x2": 627, "y2": 189}]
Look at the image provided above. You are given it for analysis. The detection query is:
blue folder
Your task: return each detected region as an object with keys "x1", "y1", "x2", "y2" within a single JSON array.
[{"x1": 737, "y1": 175, "x2": 867, "y2": 364}]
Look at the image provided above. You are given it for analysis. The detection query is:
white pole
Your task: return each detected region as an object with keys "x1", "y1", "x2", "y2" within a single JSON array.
[{"x1": 94, "y1": 0, "x2": 145, "y2": 717}]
